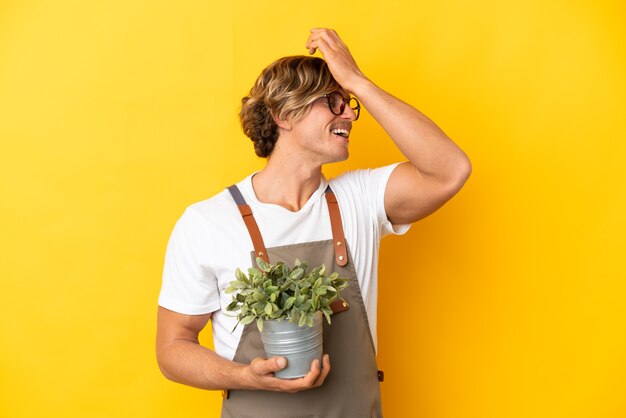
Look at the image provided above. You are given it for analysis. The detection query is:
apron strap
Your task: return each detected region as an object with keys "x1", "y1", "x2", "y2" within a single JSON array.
[
  {"x1": 324, "y1": 187, "x2": 349, "y2": 267},
  {"x1": 226, "y1": 184, "x2": 348, "y2": 268},
  {"x1": 226, "y1": 185, "x2": 270, "y2": 263},
  {"x1": 324, "y1": 187, "x2": 350, "y2": 313}
]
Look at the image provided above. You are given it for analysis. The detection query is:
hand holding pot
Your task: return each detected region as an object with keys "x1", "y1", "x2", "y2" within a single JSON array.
[{"x1": 245, "y1": 354, "x2": 331, "y2": 393}]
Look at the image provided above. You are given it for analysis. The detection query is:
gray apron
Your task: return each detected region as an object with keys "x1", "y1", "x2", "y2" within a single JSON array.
[{"x1": 220, "y1": 185, "x2": 383, "y2": 418}]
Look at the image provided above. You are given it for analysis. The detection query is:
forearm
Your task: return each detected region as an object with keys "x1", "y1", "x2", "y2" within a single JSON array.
[
  {"x1": 157, "y1": 339, "x2": 250, "y2": 391},
  {"x1": 352, "y1": 78, "x2": 471, "y2": 181}
]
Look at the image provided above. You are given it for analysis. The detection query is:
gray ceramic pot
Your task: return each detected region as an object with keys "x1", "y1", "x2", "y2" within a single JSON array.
[{"x1": 260, "y1": 311, "x2": 323, "y2": 379}]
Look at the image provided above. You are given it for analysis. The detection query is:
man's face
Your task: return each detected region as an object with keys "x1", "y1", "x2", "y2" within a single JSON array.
[{"x1": 285, "y1": 90, "x2": 358, "y2": 165}]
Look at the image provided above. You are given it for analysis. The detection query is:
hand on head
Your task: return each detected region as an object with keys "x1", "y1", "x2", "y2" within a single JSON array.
[{"x1": 305, "y1": 28, "x2": 368, "y2": 94}]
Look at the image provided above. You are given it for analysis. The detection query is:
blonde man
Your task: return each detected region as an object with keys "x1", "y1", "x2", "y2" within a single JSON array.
[{"x1": 157, "y1": 28, "x2": 471, "y2": 417}]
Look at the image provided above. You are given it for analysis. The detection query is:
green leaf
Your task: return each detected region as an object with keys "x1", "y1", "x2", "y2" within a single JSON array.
[
  {"x1": 256, "y1": 318, "x2": 264, "y2": 332},
  {"x1": 235, "y1": 268, "x2": 247, "y2": 282},
  {"x1": 290, "y1": 310, "x2": 300, "y2": 324},
  {"x1": 256, "y1": 257, "x2": 270, "y2": 272},
  {"x1": 270, "y1": 308, "x2": 283, "y2": 319},
  {"x1": 322, "y1": 307, "x2": 332, "y2": 324},
  {"x1": 310, "y1": 266, "x2": 322, "y2": 278},
  {"x1": 265, "y1": 285, "x2": 279, "y2": 294},
  {"x1": 252, "y1": 274, "x2": 264, "y2": 287},
  {"x1": 334, "y1": 279, "x2": 349, "y2": 291},
  {"x1": 315, "y1": 286, "x2": 328, "y2": 296},
  {"x1": 240, "y1": 315, "x2": 255, "y2": 325},
  {"x1": 284, "y1": 296, "x2": 295, "y2": 310},
  {"x1": 299, "y1": 300, "x2": 312, "y2": 312},
  {"x1": 226, "y1": 300, "x2": 239, "y2": 311},
  {"x1": 298, "y1": 312, "x2": 307, "y2": 327},
  {"x1": 253, "y1": 291, "x2": 266, "y2": 302},
  {"x1": 251, "y1": 301, "x2": 266, "y2": 311},
  {"x1": 230, "y1": 281, "x2": 248, "y2": 289},
  {"x1": 289, "y1": 268, "x2": 304, "y2": 280}
]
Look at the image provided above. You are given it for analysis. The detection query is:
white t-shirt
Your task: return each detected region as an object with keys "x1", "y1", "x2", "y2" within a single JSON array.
[{"x1": 158, "y1": 163, "x2": 409, "y2": 360}]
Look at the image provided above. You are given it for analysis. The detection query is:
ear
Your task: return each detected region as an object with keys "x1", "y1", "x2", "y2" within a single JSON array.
[{"x1": 272, "y1": 113, "x2": 292, "y2": 131}]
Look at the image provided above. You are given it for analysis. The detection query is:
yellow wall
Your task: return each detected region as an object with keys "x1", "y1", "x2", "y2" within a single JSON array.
[{"x1": 1, "y1": 1, "x2": 624, "y2": 417}]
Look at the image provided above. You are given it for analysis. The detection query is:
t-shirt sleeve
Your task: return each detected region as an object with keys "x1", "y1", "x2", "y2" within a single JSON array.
[
  {"x1": 333, "y1": 163, "x2": 411, "y2": 238},
  {"x1": 158, "y1": 207, "x2": 221, "y2": 315},
  {"x1": 367, "y1": 163, "x2": 411, "y2": 237}
]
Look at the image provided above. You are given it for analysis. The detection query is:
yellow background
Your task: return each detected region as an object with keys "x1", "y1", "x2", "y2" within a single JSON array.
[{"x1": 1, "y1": 0, "x2": 624, "y2": 417}]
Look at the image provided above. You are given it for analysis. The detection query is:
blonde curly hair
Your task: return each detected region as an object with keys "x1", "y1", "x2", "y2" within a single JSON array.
[{"x1": 239, "y1": 56, "x2": 341, "y2": 157}]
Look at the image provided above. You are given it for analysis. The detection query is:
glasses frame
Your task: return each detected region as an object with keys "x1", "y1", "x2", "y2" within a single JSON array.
[{"x1": 322, "y1": 92, "x2": 361, "y2": 120}]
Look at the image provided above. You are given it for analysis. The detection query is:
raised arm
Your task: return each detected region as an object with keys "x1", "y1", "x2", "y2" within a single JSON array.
[
  {"x1": 306, "y1": 28, "x2": 472, "y2": 225},
  {"x1": 156, "y1": 306, "x2": 330, "y2": 392}
]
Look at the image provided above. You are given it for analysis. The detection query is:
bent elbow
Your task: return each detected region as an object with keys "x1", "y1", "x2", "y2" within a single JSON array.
[
  {"x1": 156, "y1": 344, "x2": 178, "y2": 383},
  {"x1": 449, "y1": 153, "x2": 472, "y2": 192},
  {"x1": 460, "y1": 155, "x2": 472, "y2": 183}
]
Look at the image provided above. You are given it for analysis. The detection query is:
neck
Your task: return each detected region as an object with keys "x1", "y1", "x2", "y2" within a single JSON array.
[{"x1": 252, "y1": 150, "x2": 324, "y2": 212}]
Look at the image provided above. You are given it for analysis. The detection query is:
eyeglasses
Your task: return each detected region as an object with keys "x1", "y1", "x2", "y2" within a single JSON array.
[{"x1": 322, "y1": 91, "x2": 361, "y2": 120}]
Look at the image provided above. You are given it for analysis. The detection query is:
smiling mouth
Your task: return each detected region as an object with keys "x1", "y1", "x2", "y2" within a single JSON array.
[{"x1": 331, "y1": 128, "x2": 350, "y2": 138}]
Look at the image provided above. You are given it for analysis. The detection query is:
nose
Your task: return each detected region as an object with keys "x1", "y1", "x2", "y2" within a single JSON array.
[{"x1": 341, "y1": 105, "x2": 358, "y2": 121}]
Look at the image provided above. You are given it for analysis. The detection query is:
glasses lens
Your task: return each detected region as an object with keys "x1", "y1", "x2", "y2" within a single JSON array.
[
  {"x1": 348, "y1": 97, "x2": 359, "y2": 111},
  {"x1": 328, "y1": 92, "x2": 344, "y2": 115},
  {"x1": 349, "y1": 97, "x2": 360, "y2": 120},
  {"x1": 326, "y1": 92, "x2": 359, "y2": 119}
]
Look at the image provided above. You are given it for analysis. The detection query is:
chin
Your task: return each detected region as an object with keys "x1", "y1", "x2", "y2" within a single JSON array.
[{"x1": 329, "y1": 152, "x2": 349, "y2": 164}]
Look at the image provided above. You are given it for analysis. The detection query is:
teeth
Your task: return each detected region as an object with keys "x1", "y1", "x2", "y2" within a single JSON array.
[{"x1": 331, "y1": 128, "x2": 350, "y2": 137}]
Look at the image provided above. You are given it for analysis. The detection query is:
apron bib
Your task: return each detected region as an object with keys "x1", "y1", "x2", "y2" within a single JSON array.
[{"x1": 220, "y1": 185, "x2": 383, "y2": 418}]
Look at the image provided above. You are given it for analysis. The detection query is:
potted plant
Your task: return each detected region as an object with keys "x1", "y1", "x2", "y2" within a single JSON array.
[{"x1": 225, "y1": 257, "x2": 349, "y2": 378}]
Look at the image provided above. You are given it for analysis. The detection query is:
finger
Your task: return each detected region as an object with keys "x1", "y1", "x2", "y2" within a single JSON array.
[
  {"x1": 305, "y1": 38, "x2": 319, "y2": 55},
  {"x1": 313, "y1": 354, "x2": 331, "y2": 386},
  {"x1": 305, "y1": 34, "x2": 321, "y2": 54},
  {"x1": 251, "y1": 356, "x2": 287, "y2": 376},
  {"x1": 309, "y1": 27, "x2": 338, "y2": 39},
  {"x1": 311, "y1": 29, "x2": 342, "y2": 51},
  {"x1": 305, "y1": 28, "x2": 327, "y2": 47},
  {"x1": 307, "y1": 28, "x2": 339, "y2": 45},
  {"x1": 306, "y1": 38, "x2": 334, "y2": 58},
  {"x1": 305, "y1": 33, "x2": 322, "y2": 55},
  {"x1": 297, "y1": 358, "x2": 322, "y2": 386},
  {"x1": 273, "y1": 361, "x2": 319, "y2": 393}
]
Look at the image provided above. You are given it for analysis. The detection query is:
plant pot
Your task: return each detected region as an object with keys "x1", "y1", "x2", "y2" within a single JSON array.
[{"x1": 260, "y1": 311, "x2": 323, "y2": 379}]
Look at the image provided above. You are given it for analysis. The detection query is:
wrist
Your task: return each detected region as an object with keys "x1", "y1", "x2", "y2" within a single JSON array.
[
  {"x1": 235, "y1": 361, "x2": 259, "y2": 390},
  {"x1": 348, "y1": 77, "x2": 375, "y2": 99}
]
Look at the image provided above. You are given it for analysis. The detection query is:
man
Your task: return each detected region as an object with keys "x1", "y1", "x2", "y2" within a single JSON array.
[{"x1": 156, "y1": 28, "x2": 471, "y2": 417}]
